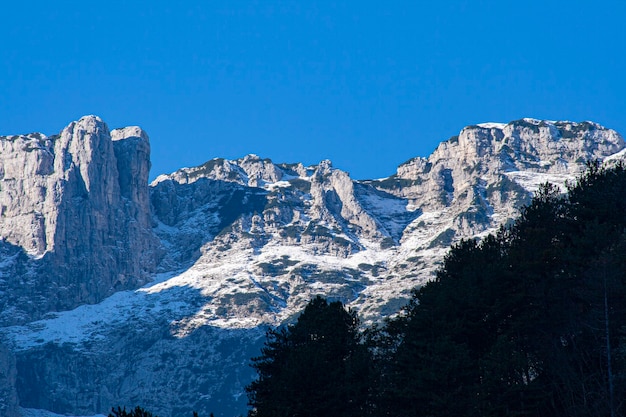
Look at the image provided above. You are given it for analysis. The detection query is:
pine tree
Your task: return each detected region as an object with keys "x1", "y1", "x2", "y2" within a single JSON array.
[
  {"x1": 108, "y1": 406, "x2": 155, "y2": 417},
  {"x1": 246, "y1": 296, "x2": 371, "y2": 417}
]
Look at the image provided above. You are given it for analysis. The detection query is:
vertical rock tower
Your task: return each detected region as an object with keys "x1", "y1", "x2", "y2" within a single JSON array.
[{"x1": 0, "y1": 116, "x2": 160, "y2": 324}]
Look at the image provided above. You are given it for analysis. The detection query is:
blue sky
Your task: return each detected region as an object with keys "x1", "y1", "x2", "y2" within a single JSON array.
[{"x1": 2, "y1": 1, "x2": 625, "y2": 180}]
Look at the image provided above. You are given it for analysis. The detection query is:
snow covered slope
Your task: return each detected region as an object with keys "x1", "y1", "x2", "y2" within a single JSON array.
[{"x1": 0, "y1": 118, "x2": 624, "y2": 417}]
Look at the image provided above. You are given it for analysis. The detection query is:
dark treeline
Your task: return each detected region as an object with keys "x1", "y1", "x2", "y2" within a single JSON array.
[
  {"x1": 247, "y1": 163, "x2": 626, "y2": 417},
  {"x1": 108, "y1": 406, "x2": 208, "y2": 417}
]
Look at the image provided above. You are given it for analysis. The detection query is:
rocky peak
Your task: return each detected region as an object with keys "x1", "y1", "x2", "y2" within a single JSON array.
[
  {"x1": 308, "y1": 162, "x2": 382, "y2": 240},
  {"x1": 54, "y1": 115, "x2": 119, "y2": 205},
  {"x1": 397, "y1": 119, "x2": 623, "y2": 181},
  {"x1": 371, "y1": 119, "x2": 626, "y2": 238},
  {"x1": 153, "y1": 154, "x2": 285, "y2": 188},
  {"x1": 455, "y1": 119, "x2": 624, "y2": 173},
  {"x1": 111, "y1": 125, "x2": 152, "y2": 213},
  {"x1": 237, "y1": 154, "x2": 284, "y2": 187},
  {"x1": 315, "y1": 159, "x2": 333, "y2": 175},
  {"x1": 0, "y1": 116, "x2": 160, "y2": 323}
]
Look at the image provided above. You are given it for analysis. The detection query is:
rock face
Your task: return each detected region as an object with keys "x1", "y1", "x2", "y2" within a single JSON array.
[
  {"x1": 0, "y1": 117, "x2": 624, "y2": 417},
  {"x1": 0, "y1": 116, "x2": 160, "y2": 324},
  {"x1": 0, "y1": 341, "x2": 19, "y2": 417}
]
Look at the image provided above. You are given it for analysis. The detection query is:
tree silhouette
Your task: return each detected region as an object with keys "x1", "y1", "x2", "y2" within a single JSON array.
[{"x1": 246, "y1": 296, "x2": 371, "y2": 417}]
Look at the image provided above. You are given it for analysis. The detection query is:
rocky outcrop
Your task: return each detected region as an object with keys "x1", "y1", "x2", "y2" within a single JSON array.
[
  {"x1": 0, "y1": 116, "x2": 161, "y2": 324},
  {"x1": 372, "y1": 119, "x2": 625, "y2": 236},
  {"x1": 153, "y1": 153, "x2": 285, "y2": 187}
]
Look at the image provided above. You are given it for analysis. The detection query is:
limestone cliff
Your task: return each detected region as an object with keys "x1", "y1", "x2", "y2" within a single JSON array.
[{"x1": 0, "y1": 116, "x2": 160, "y2": 324}]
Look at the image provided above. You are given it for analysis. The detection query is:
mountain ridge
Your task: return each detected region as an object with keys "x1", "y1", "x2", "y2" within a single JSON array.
[{"x1": 0, "y1": 116, "x2": 624, "y2": 417}]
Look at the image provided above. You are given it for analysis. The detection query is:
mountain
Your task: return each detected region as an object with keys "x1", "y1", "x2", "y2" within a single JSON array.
[{"x1": 0, "y1": 116, "x2": 623, "y2": 417}]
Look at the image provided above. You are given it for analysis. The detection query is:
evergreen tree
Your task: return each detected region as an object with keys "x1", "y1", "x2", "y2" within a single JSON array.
[
  {"x1": 108, "y1": 406, "x2": 204, "y2": 417},
  {"x1": 246, "y1": 296, "x2": 372, "y2": 417},
  {"x1": 108, "y1": 406, "x2": 155, "y2": 417}
]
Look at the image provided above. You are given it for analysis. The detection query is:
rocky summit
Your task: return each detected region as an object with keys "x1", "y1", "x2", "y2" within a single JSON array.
[{"x1": 0, "y1": 116, "x2": 623, "y2": 417}]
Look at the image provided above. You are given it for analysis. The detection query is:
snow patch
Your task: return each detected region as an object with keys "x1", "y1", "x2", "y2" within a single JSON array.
[
  {"x1": 505, "y1": 170, "x2": 574, "y2": 193},
  {"x1": 603, "y1": 148, "x2": 626, "y2": 163},
  {"x1": 265, "y1": 180, "x2": 292, "y2": 190},
  {"x1": 477, "y1": 122, "x2": 506, "y2": 129},
  {"x1": 20, "y1": 408, "x2": 105, "y2": 417}
]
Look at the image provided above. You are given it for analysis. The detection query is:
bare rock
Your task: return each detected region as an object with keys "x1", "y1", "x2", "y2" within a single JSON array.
[{"x1": 0, "y1": 116, "x2": 161, "y2": 323}]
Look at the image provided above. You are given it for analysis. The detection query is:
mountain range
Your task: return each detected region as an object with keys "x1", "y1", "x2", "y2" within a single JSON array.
[{"x1": 0, "y1": 116, "x2": 623, "y2": 417}]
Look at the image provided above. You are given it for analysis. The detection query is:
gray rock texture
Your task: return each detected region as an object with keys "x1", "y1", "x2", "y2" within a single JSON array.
[
  {"x1": 0, "y1": 116, "x2": 160, "y2": 324},
  {"x1": 0, "y1": 341, "x2": 19, "y2": 417}
]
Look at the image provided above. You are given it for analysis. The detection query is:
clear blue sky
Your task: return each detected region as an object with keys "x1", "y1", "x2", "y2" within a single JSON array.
[{"x1": 2, "y1": 1, "x2": 625, "y2": 180}]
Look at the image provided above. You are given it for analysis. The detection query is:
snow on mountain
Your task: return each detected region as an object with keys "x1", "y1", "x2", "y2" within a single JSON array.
[
  {"x1": 0, "y1": 117, "x2": 624, "y2": 417},
  {"x1": 20, "y1": 408, "x2": 105, "y2": 417},
  {"x1": 476, "y1": 122, "x2": 507, "y2": 129}
]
